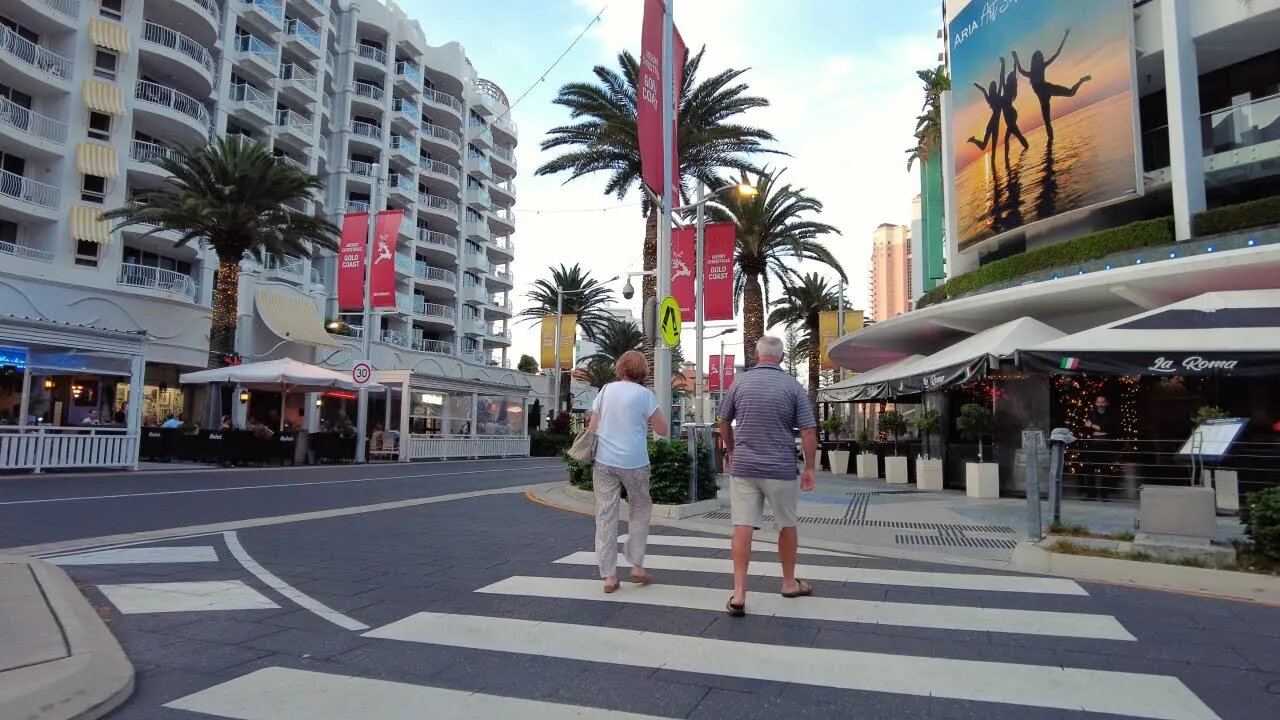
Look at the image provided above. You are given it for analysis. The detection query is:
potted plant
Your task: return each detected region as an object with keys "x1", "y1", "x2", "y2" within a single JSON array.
[
  {"x1": 855, "y1": 425, "x2": 878, "y2": 479},
  {"x1": 879, "y1": 410, "x2": 911, "y2": 484},
  {"x1": 1191, "y1": 405, "x2": 1229, "y2": 424},
  {"x1": 822, "y1": 416, "x2": 850, "y2": 474},
  {"x1": 957, "y1": 403, "x2": 998, "y2": 498},
  {"x1": 915, "y1": 408, "x2": 944, "y2": 491}
]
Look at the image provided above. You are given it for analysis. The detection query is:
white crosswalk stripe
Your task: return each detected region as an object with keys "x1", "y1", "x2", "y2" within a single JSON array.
[
  {"x1": 48, "y1": 546, "x2": 218, "y2": 565},
  {"x1": 619, "y1": 533, "x2": 863, "y2": 557}
]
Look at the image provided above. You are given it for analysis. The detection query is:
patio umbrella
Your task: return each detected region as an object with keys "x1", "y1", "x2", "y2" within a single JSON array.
[{"x1": 180, "y1": 358, "x2": 383, "y2": 430}]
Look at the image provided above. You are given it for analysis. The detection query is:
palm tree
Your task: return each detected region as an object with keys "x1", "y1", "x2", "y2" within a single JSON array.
[
  {"x1": 581, "y1": 317, "x2": 645, "y2": 364},
  {"x1": 783, "y1": 325, "x2": 807, "y2": 379},
  {"x1": 537, "y1": 47, "x2": 778, "y2": 305},
  {"x1": 767, "y1": 273, "x2": 842, "y2": 408},
  {"x1": 579, "y1": 357, "x2": 618, "y2": 389},
  {"x1": 711, "y1": 169, "x2": 844, "y2": 368},
  {"x1": 518, "y1": 263, "x2": 616, "y2": 341},
  {"x1": 102, "y1": 137, "x2": 338, "y2": 368},
  {"x1": 906, "y1": 66, "x2": 950, "y2": 171}
]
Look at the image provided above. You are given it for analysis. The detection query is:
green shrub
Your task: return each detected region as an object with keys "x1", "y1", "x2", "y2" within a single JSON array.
[
  {"x1": 531, "y1": 429, "x2": 573, "y2": 457},
  {"x1": 561, "y1": 437, "x2": 717, "y2": 503},
  {"x1": 1193, "y1": 194, "x2": 1280, "y2": 236},
  {"x1": 916, "y1": 217, "x2": 1175, "y2": 308},
  {"x1": 1191, "y1": 406, "x2": 1229, "y2": 425},
  {"x1": 956, "y1": 403, "x2": 995, "y2": 462},
  {"x1": 916, "y1": 408, "x2": 941, "y2": 459},
  {"x1": 565, "y1": 452, "x2": 593, "y2": 490},
  {"x1": 877, "y1": 410, "x2": 909, "y2": 455},
  {"x1": 1241, "y1": 487, "x2": 1280, "y2": 560},
  {"x1": 821, "y1": 415, "x2": 845, "y2": 437}
]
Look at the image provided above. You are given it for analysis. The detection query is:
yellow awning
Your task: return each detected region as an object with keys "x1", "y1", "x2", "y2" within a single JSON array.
[
  {"x1": 77, "y1": 141, "x2": 119, "y2": 179},
  {"x1": 71, "y1": 205, "x2": 111, "y2": 245},
  {"x1": 89, "y1": 18, "x2": 129, "y2": 53},
  {"x1": 255, "y1": 289, "x2": 340, "y2": 348},
  {"x1": 83, "y1": 79, "x2": 124, "y2": 115}
]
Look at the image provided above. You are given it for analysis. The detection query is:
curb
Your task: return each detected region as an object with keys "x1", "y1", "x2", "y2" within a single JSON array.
[{"x1": 0, "y1": 557, "x2": 134, "y2": 720}]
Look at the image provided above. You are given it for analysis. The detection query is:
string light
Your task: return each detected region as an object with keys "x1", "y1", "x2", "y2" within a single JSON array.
[
  {"x1": 211, "y1": 264, "x2": 240, "y2": 367},
  {"x1": 1053, "y1": 375, "x2": 1140, "y2": 475}
]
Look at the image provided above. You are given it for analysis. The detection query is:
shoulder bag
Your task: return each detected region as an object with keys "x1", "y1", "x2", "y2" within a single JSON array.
[{"x1": 567, "y1": 384, "x2": 607, "y2": 463}]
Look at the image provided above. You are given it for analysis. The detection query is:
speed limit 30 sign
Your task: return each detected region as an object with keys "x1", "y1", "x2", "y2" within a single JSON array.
[{"x1": 351, "y1": 362, "x2": 373, "y2": 386}]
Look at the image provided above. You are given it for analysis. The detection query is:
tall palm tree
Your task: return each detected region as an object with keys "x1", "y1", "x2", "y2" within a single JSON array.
[
  {"x1": 102, "y1": 137, "x2": 338, "y2": 368},
  {"x1": 578, "y1": 357, "x2": 618, "y2": 389},
  {"x1": 783, "y1": 324, "x2": 807, "y2": 379},
  {"x1": 767, "y1": 273, "x2": 842, "y2": 408},
  {"x1": 518, "y1": 263, "x2": 616, "y2": 341},
  {"x1": 906, "y1": 66, "x2": 950, "y2": 171},
  {"x1": 537, "y1": 46, "x2": 778, "y2": 305},
  {"x1": 711, "y1": 169, "x2": 844, "y2": 368},
  {"x1": 580, "y1": 317, "x2": 645, "y2": 364}
]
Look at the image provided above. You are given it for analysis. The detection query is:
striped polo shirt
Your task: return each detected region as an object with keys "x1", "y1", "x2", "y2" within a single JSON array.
[{"x1": 717, "y1": 362, "x2": 816, "y2": 480}]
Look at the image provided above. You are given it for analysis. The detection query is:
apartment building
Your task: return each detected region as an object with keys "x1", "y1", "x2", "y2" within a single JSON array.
[
  {"x1": 0, "y1": 0, "x2": 529, "y2": 428},
  {"x1": 869, "y1": 222, "x2": 911, "y2": 323}
]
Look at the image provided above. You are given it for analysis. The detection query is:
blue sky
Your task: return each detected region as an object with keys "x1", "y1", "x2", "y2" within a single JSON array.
[{"x1": 398, "y1": 0, "x2": 943, "y2": 366}]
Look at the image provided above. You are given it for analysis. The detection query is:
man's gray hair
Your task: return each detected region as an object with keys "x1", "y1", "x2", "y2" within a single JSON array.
[{"x1": 756, "y1": 335, "x2": 784, "y2": 360}]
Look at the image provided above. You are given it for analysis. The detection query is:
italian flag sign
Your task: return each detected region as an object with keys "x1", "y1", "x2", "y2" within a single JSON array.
[{"x1": 1059, "y1": 357, "x2": 1081, "y2": 370}]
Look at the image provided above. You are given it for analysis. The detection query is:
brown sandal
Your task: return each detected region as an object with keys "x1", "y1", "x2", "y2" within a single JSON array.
[
  {"x1": 725, "y1": 597, "x2": 746, "y2": 616},
  {"x1": 603, "y1": 578, "x2": 620, "y2": 594},
  {"x1": 781, "y1": 580, "x2": 813, "y2": 598},
  {"x1": 629, "y1": 571, "x2": 652, "y2": 586}
]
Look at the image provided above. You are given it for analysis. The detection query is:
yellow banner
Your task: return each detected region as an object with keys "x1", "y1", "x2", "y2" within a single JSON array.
[
  {"x1": 540, "y1": 314, "x2": 578, "y2": 369},
  {"x1": 819, "y1": 310, "x2": 864, "y2": 370}
]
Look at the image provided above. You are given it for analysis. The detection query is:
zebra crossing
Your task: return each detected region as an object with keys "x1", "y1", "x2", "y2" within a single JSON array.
[{"x1": 156, "y1": 532, "x2": 1223, "y2": 720}]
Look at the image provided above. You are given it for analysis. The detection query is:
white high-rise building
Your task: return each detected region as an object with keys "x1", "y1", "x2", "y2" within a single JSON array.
[{"x1": 0, "y1": 0, "x2": 532, "y2": 435}]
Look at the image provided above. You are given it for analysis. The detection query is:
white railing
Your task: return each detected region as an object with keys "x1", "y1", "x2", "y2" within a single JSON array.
[
  {"x1": 381, "y1": 329, "x2": 410, "y2": 348},
  {"x1": 387, "y1": 173, "x2": 414, "y2": 192},
  {"x1": 0, "y1": 428, "x2": 140, "y2": 471},
  {"x1": 493, "y1": 268, "x2": 513, "y2": 284},
  {"x1": 355, "y1": 80, "x2": 385, "y2": 102},
  {"x1": 467, "y1": 187, "x2": 492, "y2": 207},
  {"x1": 392, "y1": 97, "x2": 419, "y2": 119},
  {"x1": 421, "y1": 158, "x2": 460, "y2": 180},
  {"x1": 412, "y1": 338, "x2": 452, "y2": 354},
  {"x1": 395, "y1": 62, "x2": 422, "y2": 87},
  {"x1": 0, "y1": 26, "x2": 71, "y2": 82},
  {"x1": 230, "y1": 83, "x2": 273, "y2": 118},
  {"x1": 465, "y1": 251, "x2": 489, "y2": 272},
  {"x1": 0, "y1": 169, "x2": 60, "y2": 209},
  {"x1": 424, "y1": 88, "x2": 462, "y2": 114},
  {"x1": 39, "y1": 0, "x2": 80, "y2": 20},
  {"x1": 491, "y1": 207, "x2": 515, "y2": 225},
  {"x1": 489, "y1": 296, "x2": 513, "y2": 312},
  {"x1": 394, "y1": 253, "x2": 412, "y2": 273},
  {"x1": 136, "y1": 80, "x2": 212, "y2": 131},
  {"x1": 310, "y1": 266, "x2": 324, "y2": 286},
  {"x1": 277, "y1": 109, "x2": 313, "y2": 136},
  {"x1": 345, "y1": 201, "x2": 371, "y2": 212},
  {"x1": 242, "y1": 0, "x2": 283, "y2": 24},
  {"x1": 419, "y1": 302, "x2": 456, "y2": 319},
  {"x1": 389, "y1": 134, "x2": 413, "y2": 154},
  {"x1": 277, "y1": 154, "x2": 306, "y2": 170},
  {"x1": 284, "y1": 18, "x2": 321, "y2": 49},
  {"x1": 143, "y1": 22, "x2": 215, "y2": 77},
  {"x1": 421, "y1": 122, "x2": 461, "y2": 146},
  {"x1": 0, "y1": 239, "x2": 54, "y2": 263},
  {"x1": 467, "y1": 220, "x2": 490, "y2": 242},
  {"x1": 418, "y1": 193, "x2": 458, "y2": 214},
  {"x1": 415, "y1": 262, "x2": 456, "y2": 285},
  {"x1": 280, "y1": 63, "x2": 318, "y2": 92},
  {"x1": 468, "y1": 152, "x2": 493, "y2": 177},
  {"x1": 0, "y1": 95, "x2": 66, "y2": 144},
  {"x1": 131, "y1": 139, "x2": 182, "y2": 165},
  {"x1": 350, "y1": 159, "x2": 375, "y2": 177},
  {"x1": 233, "y1": 34, "x2": 278, "y2": 66},
  {"x1": 118, "y1": 263, "x2": 198, "y2": 300},
  {"x1": 492, "y1": 145, "x2": 516, "y2": 164},
  {"x1": 470, "y1": 124, "x2": 493, "y2": 146},
  {"x1": 492, "y1": 236, "x2": 515, "y2": 255},
  {"x1": 461, "y1": 348, "x2": 487, "y2": 364},
  {"x1": 263, "y1": 254, "x2": 305, "y2": 277},
  {"x1": 357, "y1": 43, "x2": 387, "y2": 65},
  {"x1": 407, "y1": 434, "x2": 529, "y2": 460},
  {"x1": 352, "y1": 120, "x2": 382, "y2": 140},
  {"x1": 192, "y1": 0, "x2": 222, "y2": 25},
  {"x1": 462, "y1": 282, "x2": 487, "y2": 303},
  {"x1": 488, "y1": 327, "x2": 512, "y2": 341},
  {"x1": 418, "y1": 229, "x2": 457, "y2": 250}
]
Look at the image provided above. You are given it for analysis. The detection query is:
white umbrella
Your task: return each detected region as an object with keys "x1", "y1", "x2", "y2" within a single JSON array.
[{"x1": 181, "y1": 359, "x2": 383, "y2": 430}]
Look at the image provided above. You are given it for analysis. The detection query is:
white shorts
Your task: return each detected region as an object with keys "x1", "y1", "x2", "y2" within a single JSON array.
[{"x1": 729, "y1": 475, "x2": 798, "y2": 529}]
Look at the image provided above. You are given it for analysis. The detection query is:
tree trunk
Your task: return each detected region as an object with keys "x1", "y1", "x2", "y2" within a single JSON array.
[
  {"x1": 742, "y1": 271, "x2": 764, "y2": 369},
  {"x1": 642, "y1": 208, "x2": 657, "y2": 389},
  {"x1": 806, "y1": 334, "x2": 821, "y2": 415},
  {"x1": 207, "y1": 262, "x2": 241, "y2": 368}
]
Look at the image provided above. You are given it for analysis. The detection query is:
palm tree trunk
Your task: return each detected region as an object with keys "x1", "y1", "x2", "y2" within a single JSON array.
[
  {"x1": 207, "y1": 262, "x2": 241, "y2": 368},
  {"x1": 806, "y1": 334, "x2": 821, "y2": 413},
  {"x1": 642, "y1": 209, "x2": 658, "y2": 389},
  {"x1": 742, "y1": 271, "x2": 764, "y2": 369}
]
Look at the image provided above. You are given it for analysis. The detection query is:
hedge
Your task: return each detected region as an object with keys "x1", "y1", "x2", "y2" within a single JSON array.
[
  {"x1": 917, "y1": 216, "x2": 1175, "y2": 309},
  {"x1": 565, "y1": 438, "x2": 718, "y2": 505},
  {"x1": 531, "y1": 429, "x2": 572, "y2": 457},
  {"x1": 1193, "y1": 194, "x2": 1280, "y2": 237}
]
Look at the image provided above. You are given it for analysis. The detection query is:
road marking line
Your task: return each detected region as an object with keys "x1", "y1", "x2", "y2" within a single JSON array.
[
  {"x1": 619, "y1": 533, "x2": 863, "y2": 558},
  {"x1": 365, "y1": 613, "x2": 1218, "y2": 720},
  {"x1": 477, "y1": 576, "x2": 1134, "y2": 640},
  {"x1": 165, "y1": 667, "x2": 670, "y2": 719},
  {"x1": 553, "y1": 551, "x2": 1088, "y2": 595},
  {"x1": 0, "y1": 466, "x2": 560, "y2": 506},
  {"x1": 48, "y1": 546, "x2": 218, "y2": 566},
  {"x1": 222, "y1": 531, "x2": 368, "y2": 631},
  {"x1": 97, "y1": 580, "x2": 278, "y2": 614}
]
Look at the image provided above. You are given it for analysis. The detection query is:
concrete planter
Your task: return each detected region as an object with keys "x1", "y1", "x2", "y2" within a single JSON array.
[
  {"x1": 856, "y1": 453, "x2": 879, "y2": 479},
  {"x1": 1139, "y1": 485, "x2": 1216, "y2": 541},
  {"x1": 916, "y1": 458, "x2": 944, "y2": 491},
  {"x1": 965, "y1": 462, "x2": 999, "y2": 498},
  {"x1": 829, "y1": 450, "x2": 851, "y2": 475},
  {"x1": 563, "y1": 484, "x2": 720, "y2": 519},
  {"x1": 885, "y1": 456, "x2": 909, "y2": 484}
]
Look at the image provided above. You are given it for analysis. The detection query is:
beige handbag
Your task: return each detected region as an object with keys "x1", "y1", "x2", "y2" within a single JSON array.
[{"x1": 567, "y1": 385, "x2": 607, "y2": 463}]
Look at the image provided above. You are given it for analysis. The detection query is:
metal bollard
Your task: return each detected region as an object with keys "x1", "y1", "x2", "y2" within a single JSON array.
[
  {"x1": 1047, "y1": 428, "x2": 1076, "y2": 526},
  {"x1": 1022, "y1": 430, "x2": 1045, "y2": 541}
]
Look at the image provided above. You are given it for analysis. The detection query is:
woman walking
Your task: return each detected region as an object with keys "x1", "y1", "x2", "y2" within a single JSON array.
[{"x1": 589, "y1": 350, "x2": 669, "y2": 593}]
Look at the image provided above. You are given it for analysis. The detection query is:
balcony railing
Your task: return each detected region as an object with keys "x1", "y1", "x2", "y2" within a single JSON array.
[
  {"x1": 386, "y1": 173, "x2": 414, "y2": 192},
  {"x1": 345, "y1": 201, "x2": 371, "y2": 212},
  {"x1": 131, "y1": 139, "x2": 182, "y2": 166},
  {"x1": 0, "y1": 170, "x2": 60, "y2": 209},
  {"x1": 1202, "y1": 92, "x2": 1280, "y2": 156},
  {"x1": 491, "y1": 145, "x2": 516, "y2": 166},
  {"x1": 0, "y1": 95, "x2": 66, "y2": 145},
  {"x1": 276, "y1": 109, "x2": 313, "y2": 136},
  {"x1": 279, "y1": 63, "x2": 318, "y2": 92},
  {"x1": 395, "y1": 62, "x2": 422, "y2": 87},
  {"x1": 492, "y1": 236, "x2": 515, "y2": 254},
  {"x1": 491, "y1": 207, "x2": 515, "y2": 225},
  {"x1": 418, "y1": 193, "x2": 459, "y2": 215},
  {"x1": 412, "y1": 338, "x2": 452, "y2": 354},
  {"x1": 420, "y1": 158, "x2": 460, "y2": 180},
  {"x1": 468, "y1": 187, "x2": 491, "y2": 207},
  {"x1": 37, "y1": 0, "x2": 80, "y2": 20},
  {"x1": 468, "y1": 151, "x2": 493, "y2": 176},
  {"x1": 143, "y1": 22, "x2": 215, "y2": 77},
  {"x1": 418, "y1": 228, "x2": 457, "y2": 250},
  {"x1": 119, "y1": 264, "x2": 198, "y2": 301},
  {"x1": 357, "y1": 43, "x2": 387, "y2": 66},
  {"x1": 241, "y1": 0, "x2": 283, "y2": 24},
  {"x1": 352, "y1": 120, "x2": 383, "y2": 140},
  {"x1": 421, "y1": 122, "x2": 461, "y2": 146},
  {"x1": 192, "y1": 0, "x2": 222, "y2": 24},
  {"x1": 229, "y1": 82, "x2": 273, "y2": 117},
  {"x1": 233, "y1": 34, "x2": 278, "y2": 67},
  {"x1": 419, "y1": 302, "x2": 456, "y2": 319},
  {"x1": 276, "y1": 154, "x2": 306, "y2": 170},
  {"x1": 415, "y1": 262, "x2": 456, "y2": 285},
  {"x1": 493, "y1": 268, "x2": 513, "y2": 284},
  {"x1": 381, "y1": 329, "x2": 410, "y2": 348},
  {"x1": 487, "y1": 327, "x2": 512, "y2": 341},
  {"x1": 460, "y1": 348, "x2": 488, "y2": 365},
  {"x1": 392, "y1": 97, "x2": 419, "y2": 120},
  {"x1": 283, "y1": 18, "x2": 321, "y2": 49},
  {"x1": 389, "y1": 134, "x2": 413, "y2": 154},
  {"x1": 263, "y1": 254, "x2": 305, "y2": 277},
  {"x1": 354, "y1": 80, "x2": 385, "y2": 102},
  {"x1": 465, "y1": 251, "x2": 489, "y2": 272},
  {"x1": 424, "y1": 88, "x2": 462, "y2": 114},
  {"x1": 349, "y1": 159, "x2": 376, "y2": 177},
  {"x1": 489, "y1": 296, "x2": 513, "y2": 312},
  {"x1": 0, "y1": 26, "x2": 71, "y2": 82},
  {"x1": 395, "y1": 253, "x2": 412, "y2": 273},
  {"x1": 0, "y1": 239, "x2": 53, "y2": 263}
]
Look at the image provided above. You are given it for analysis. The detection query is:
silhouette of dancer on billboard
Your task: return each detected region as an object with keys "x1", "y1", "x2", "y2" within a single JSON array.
[
  {"x1": 1014, "y1": 30, "x2": 1092, "y2": 142},
  {"x1": 967, "y1": 75, "x2": 1003, "y2": 172},
  {"x1": 998, "y1": 57, "x2": 1029, "y2": 158}
]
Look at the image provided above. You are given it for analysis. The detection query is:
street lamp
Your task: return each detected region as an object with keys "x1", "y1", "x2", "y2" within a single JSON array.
[{"x1": 551, "y1": 276, "x2": 618, "y2": 416}]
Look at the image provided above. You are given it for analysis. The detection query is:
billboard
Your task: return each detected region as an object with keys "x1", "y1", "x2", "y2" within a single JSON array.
[{"x1": 949, "y1": 0, "x2": 1138, "y2": 252}]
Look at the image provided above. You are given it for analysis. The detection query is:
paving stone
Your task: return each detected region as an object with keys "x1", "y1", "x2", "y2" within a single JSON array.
[
  {"x1": 137, "y1": 637, "x2": 272, "y2": 673},
  {"x1": 163, "y1": 617, "x2": 289, "y2": 645},
  {"x1": 241, "y1": 627, "x2": 371, "y2": 659},
  {"x1": 551, "y1": 667, "x2": 710, "y2": 719}
]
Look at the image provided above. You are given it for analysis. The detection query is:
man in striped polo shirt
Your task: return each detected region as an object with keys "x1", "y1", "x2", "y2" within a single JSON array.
[{"x1": 717, "y1": 335, "x2": 817, "y2": 616}]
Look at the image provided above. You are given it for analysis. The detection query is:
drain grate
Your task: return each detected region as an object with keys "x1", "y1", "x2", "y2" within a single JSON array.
[
  {"x1": 896, "y1": 534, "x2": 1017, "y2": 549},
  {"x1": 699, "y1": 511, "x2": 1013, "y2": 534}
]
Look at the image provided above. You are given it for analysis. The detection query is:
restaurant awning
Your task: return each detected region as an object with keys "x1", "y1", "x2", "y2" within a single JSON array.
[
  {"x1": 817, "y1": 355, "x2": 924, "y2": 403},
  {"x1": 885, "y1": 317, "x2": 1065, "y2": 395},
  {"x1": 179, "y1": 358, "x2": 382, "y2": 393},
  {"x1": 1020, "y1": 290, "x2": 1280, "y2": 377},
  {"x1": 255, "y1": 289, "x2": 339, "y2": 348}
]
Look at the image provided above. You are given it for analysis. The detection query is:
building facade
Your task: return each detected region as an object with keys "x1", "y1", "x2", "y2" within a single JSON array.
[
  {"x1": 0, "y1": 0, "x2": 530, "y2": 432},
  {"x1": 869, "y1": 222, "x2": 911, "y2": 322}
]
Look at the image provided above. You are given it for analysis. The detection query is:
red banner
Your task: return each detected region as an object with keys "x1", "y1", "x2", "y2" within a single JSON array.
[
  {"x1": 337, "y1": 212, "x2": 369, "y2": 312},
  {"x1": 369, "y1": 210, "x2": 403, "y2": 309},
  {"x1": 638, "y1": 0, "x2": 682, "y2": 198},
  {"x1": 703, "y1": 222, "x2": 735, "y2": 321},
  {"x1": 671, "y1": 226, "x2": 695, "y2": 317},
  {"x1": 709, "y1": 354, "x2": 736, "y2": 392}
]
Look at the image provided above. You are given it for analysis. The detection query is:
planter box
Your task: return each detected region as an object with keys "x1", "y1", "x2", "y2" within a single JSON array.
[
  {"x1": 916, "y1": 458, "x2": 943, "y2": 491},
  {"x1": 965, "y1": 463, "x2": 999, "y2": 498},
  {"x1": 885, "y1": 456, "x2": 909, "y2": 484},
  {"x1": 1139, "y1": 485, "x2": 1216, "y2": 542},
  {"x1": 829, "y1": 450, "x2": 851, "y2": 475},
  {"x1": 856, "y1": 453, "x2": 879, "y2": 479}
]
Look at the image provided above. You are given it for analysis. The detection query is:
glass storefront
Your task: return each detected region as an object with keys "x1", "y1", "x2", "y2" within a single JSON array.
[
  {"x1": 409, "y1": 389, "x2": 473, "y2": 435},
  {"x1": 477, "y1": 394, "x2": 525, "y2": 435}
]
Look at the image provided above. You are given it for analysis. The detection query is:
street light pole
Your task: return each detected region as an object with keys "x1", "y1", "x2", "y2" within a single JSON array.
[
  {"x1": 355, "y1": 164, "x2": 380, "y2": 464},
  {"x1": 837, "y1": 279, "x2": 845, "y2": 383},
  {"x1": 654, "y1": 0, "x2": 675, "y2": 436},
  {"x1": 693, "y1": 180, "x2": 706, "y2": 425}
]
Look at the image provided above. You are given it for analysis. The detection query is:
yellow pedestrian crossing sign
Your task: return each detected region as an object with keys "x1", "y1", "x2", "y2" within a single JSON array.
[{"x1": 658, "y1": 295, "x2": 681, "y2": 348}]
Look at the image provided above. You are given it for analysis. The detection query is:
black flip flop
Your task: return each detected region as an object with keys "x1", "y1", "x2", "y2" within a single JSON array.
[
  {"x1": 725, "y1": 597, "x2": 746, "y2": 617},
  {"x1": 781, "y1": 580, "x2": 813, "y2": 598}
]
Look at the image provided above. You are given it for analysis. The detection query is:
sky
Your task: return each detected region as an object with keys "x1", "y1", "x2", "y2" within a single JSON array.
[{"x1": 398, "y1": 0, "x2": 943, "y2": 372}]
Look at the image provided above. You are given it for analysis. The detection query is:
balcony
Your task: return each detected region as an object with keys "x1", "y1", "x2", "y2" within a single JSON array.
[
  {"x1": 141, "y1": 22, "x2": 216, "y2": 88},
  {"x1": 491, "y1": 235, "x2": 515, "y2": 259},
  {"x1": 412, "y1": 338, "x2": 452, "y2": 354},
  {"x1": 0, "y1": 95, "x2": 66, "y2": 151},
  {"x1": 388, "y1": 134, "x2": 414, "y2": 160},
  {"x1": 460, "y1": 348, "x2": 487, "y2": 365},
  {"x1": 417, "y1": 228, "x2": 458, "y2": 254},
  {"x1": 423, "y1": 88, "x2": 462, "y2": 117},
  {"x1": 356, "y1": 43, "x2": 388, "y2": 69},
  {"x1": 414, "y1": 261, "x2": 456, "y2": 287},
  {"x1": 459, "y1": 314, "x2": 484, "y2": 336},
  {"x1": 228, "y1": 83, "x2": 274, "y2": 126},
  {"x1": 134, "y1": 80, "x2": 212, "y2": 137},
  {"x1": 489, "y1": 178, "x2": 515, "y2": 204},
  {"x1": 469, "y1": 121, "x2": 493, "y2": 148},
  {"x1": 394, "y1": 62, "x2": 422, "y2": 91},
  {"x1": 181, "y1": 0, "x2": 223, "y2": 36},
  {"x1": 275, "y1": 153, "x2": 307, "y2": 171},
  {"x1": 420, "y1": 158, "x2": 460, "y2": 184},
  {"x1": 467, "y1": 151, "x2": 492, "y2": 178},
  {"x1": 118, "y1": 264, "x2": 199, "y2": 302},
  {"x1": 386, "y1": 172, "x2": 415, "y2": 199},
  {"x1": 29, "y1": 0, "x2": 80, "y2": 28},
  {"x1": 490, "y1": 145, "x2": 517, "y2": 174},
  {"x1": 417, "y1": 301, "x2": 456, "y2": 322},
  {"x1": 461, "y1": 282, "x2": 487, "y2": 304},
  {"x1": 344, "y1": 201, "x2": 370, "y2": 213},
  {"x1": 129, "y1": 139, "x2": 182, "y2": 172},
  {"x1": 487, "y1": 295, "x2": 513, "y2": 315},
  {"x1": 466, "y1": 186, "x2": 491, "y2": 210},
  {"x1": 279, "y1": 63, "x2": 319, "y2": 101},
  {"x1": 421, "y1": 123, "x2": 462, "y2": 150},
  {"x1": 489, "y1": 206, "x2": 515, "y2": 233},
  {"x1": 394, "y1": 252, "x2": 413, "y2": 276},
  {"x1": 464, "y1": 250, "x2": 488, "y2": 273},
  {"x1": 1145, "y1": 94, "x2": 1280, "y2": 188},
  {"x1": 391, "y1": 97, "x2": 419, "y2": 124},
  {"x1": 231, "y1": 34, "x2": 278, "y2": 78},
  {"x1": 283, "y1": 17, "x2": 322, "y2": 53},
  {"x1": 349, "y1": 159, "x2": 377, "y2": 179},
  {"x1": 486, "y1": 326, "x2": 512, "y2": 343},
  {"x1": 350, "y1": 120, "x2": 383, "y2": 144},
  {"x1": 240, "y1": 0, "x2": 284, "y2": 32},
  {"x1": 353, "y1": 80, "x2": 385, "y2": 108},
  {"x1": 276, "y1": 109, "x2": 314, "y2": 144},
  {"x1": 0, "y1": 25, "x2": 71, "y2": 88},
  {"x1": 490, "y1": 268, "x2": 513, "y2": 287},
  {"x1": 466, "y1": 218, "x2": 490, "y2": 242},
  {"x1": 381, "y1": 328, "x2": 410, "y2": 348},
  {"x1": 0, "y1": 239, "x2": 53, "y2": 263},
  {"x1": 418, "y1": 193, "x2": 459, "y2": 219},
  {"x1": 492, "y1": 112, "x2": 518, "y2": 144}
]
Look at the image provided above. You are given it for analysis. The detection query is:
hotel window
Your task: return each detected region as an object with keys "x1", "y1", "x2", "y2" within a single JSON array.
[
  {"x1": 87, "y1": 111, "x2": 112, "y2": 141},
  {"x1": 99, "y1": 0, "x2": 123, "y2": 21},
  {"x1": 93, "y1": 50, "x2": 118, "y2": 81},
  {"x1": 74, "y1": 239, "x2": 99, "y2": 267},
  {"x1": 81, "y1": 174, "x2": 107, "y2": 204}
]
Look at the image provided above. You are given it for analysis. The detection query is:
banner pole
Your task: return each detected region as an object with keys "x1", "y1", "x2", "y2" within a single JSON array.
[
  {"x1": 654, "y1": 0, "x2": 675, "y2": 436},
  {"x1": 694, "y1": 180, "x2": 705, "y2": 426},
  {"x1": 355, "y1": 164, "x2": 379, "y2": 464}
]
